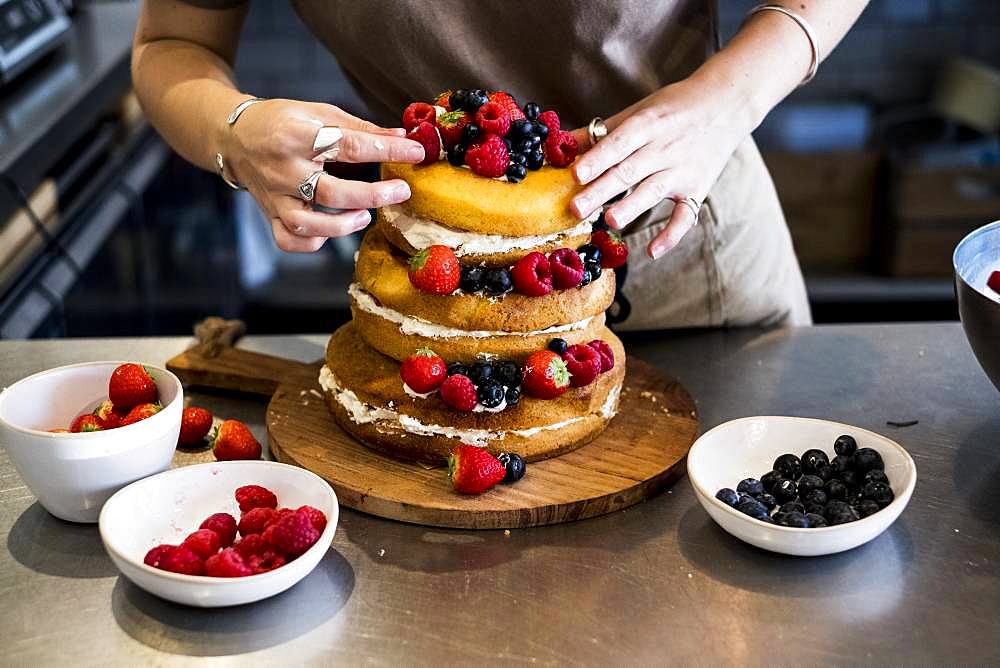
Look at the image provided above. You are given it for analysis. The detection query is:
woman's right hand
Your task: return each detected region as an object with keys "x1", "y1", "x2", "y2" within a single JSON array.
[{"x1": 221, "y1": 99, "x2": 425, "y2": 252}]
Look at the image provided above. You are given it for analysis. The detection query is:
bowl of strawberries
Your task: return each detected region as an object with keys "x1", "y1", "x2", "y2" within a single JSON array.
[
  {"x1": 0, "y1": 361, "x2": 182, "y2": 522},
  {"x1": 99, "y1": 461, "x2": 338, "y2": 607}
]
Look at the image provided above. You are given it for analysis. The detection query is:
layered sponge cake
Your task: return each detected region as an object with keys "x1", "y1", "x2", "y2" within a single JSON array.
[{"x1": 320, "y1": 90, "x2": 628, "y2": 466}]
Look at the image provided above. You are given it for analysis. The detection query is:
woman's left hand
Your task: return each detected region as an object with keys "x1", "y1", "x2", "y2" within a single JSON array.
[{"x1": 569, "y1": 78, "x2": 750, "y2": 260}]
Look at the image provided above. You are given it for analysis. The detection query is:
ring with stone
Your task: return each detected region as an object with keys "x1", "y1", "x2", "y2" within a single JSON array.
[
  {"x1": 312, "y1": 126, "x2": 343, "y2": 162},
  {"x1": 297, "y1": 169, "x2": 325, "y2": 202},
  {"x1": 588, "y1": 117, "x2": 608, "y2": 146}
]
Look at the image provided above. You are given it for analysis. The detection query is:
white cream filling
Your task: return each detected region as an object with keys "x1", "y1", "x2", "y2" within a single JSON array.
[
  {"x1": 348, "y1": 283, "x2": 593, "y2": 339},
  {"x1": 382, "y1": 205, "x2": 598, "y2": 257},
  {"x1": 402, "y1": 383, "x2": 434, "y2": 400}
]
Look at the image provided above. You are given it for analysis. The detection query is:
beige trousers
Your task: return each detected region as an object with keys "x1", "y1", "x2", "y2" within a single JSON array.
[{"x1": 615, "y1": 137, "x2": 811, "y2": 330}]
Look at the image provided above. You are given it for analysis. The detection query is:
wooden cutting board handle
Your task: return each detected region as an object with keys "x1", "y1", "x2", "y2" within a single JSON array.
[{"x1": 166, "y1": 317, "x2": 318, "y2": 397}]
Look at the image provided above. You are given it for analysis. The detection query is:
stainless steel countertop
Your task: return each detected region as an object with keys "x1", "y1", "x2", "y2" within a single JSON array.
[{"x1": 2, "y1": 323, "x2": 998, "y2": 665}]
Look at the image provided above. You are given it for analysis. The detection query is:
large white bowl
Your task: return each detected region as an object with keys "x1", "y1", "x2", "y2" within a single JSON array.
[
  {"x1": 688, "y1": 416, "x2": 916, "y2": 556},
  {"x1": 99, "y1": 460, "x2": 339, "y2": 607},
  {"x1": 0, "y1": 361, "x2": 183, "y2": 523}
]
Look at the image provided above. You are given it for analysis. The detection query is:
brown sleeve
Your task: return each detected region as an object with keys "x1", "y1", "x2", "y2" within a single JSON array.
[{"x1": 174, "y1": 0, "x2": 247, "y2": 8}]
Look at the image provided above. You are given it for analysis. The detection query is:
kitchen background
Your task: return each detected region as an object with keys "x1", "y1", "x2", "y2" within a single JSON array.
[{"x1": 0, "y1": 0, "x2": 998, "y2": 338}]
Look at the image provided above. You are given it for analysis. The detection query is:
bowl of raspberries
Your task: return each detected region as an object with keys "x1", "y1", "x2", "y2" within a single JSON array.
[
  {"x1": 687, "y1": 416, "x2": 916, "y2": 556},
  {"x1": 99, "y1": 460, "x2": 338, "y2": 607}
]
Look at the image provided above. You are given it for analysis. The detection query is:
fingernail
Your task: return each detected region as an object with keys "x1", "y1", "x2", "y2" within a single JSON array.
[
  {"x1": 574, "y1": 195, "x2": 590, "y2": 215},
  {"x1": 353, "y1": 210, "x2": 371, "y2": 228},
  {"x1": 649, "y1": 243, "x2": 665, "y2": 260},
  {"x1": 576, "y1": 164, "x2": 591, "y2": 182},
  {"x1": 406, "y1": 146, "x2": 425, "y2": 162}
]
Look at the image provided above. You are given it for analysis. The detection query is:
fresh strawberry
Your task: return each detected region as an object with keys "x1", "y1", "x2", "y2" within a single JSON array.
[
  {"x1": 548, "y1": 248, "x2": 584, "y2": 290},
  {"x1": 158, "y1": 545, "x2": 204, "y2": 575},
  {"x1": 537, "y1": 110, "x2": 561, "y2": 133},
  {"x1": 296, "y1": 505, "x2": 328, "y2": 534},
  {"x1": 544, "y1": 130, "x2": 579, "y2": 167},
  {"x1": 402, "y1": 101, "x2": 436, "y2": 131},
  {"x1": 511, "y1": 252, "x2": 553, "y2": 296},
  {"x1": 400, "y1": 348, "x2": 448, "y2": 393},
  {"x1": 408, "y1": 245, "x2": 461, "y2": 295},
  {"x1": 448, "y1": 444, "x2": 506, "y2": 494},
  {"x1": 248, "y1": 550, "x2": 287, "y2": 574},
  {"x1": 464, "y1": 134, "x2": 509, "y2": 178},
  {"x1": 178, "y1": 406, "x2": 213, "y2": 447},
  {"x1": 475, "y1": 101, "x2": 511, "y2": 137},
  {"x1": 435, "y1": 110, "x2": 471, "y2": 149},
  {"x1": 204, "y1": 547, "x2": 252, "y2": 577},
  {"x1": 121, "y1": 402, "x2": 161, "y2": 426},
  {"x1": 988, "y1": 270, "x2": 1000, "y2": 293},
  {"x1": 238, "y1": 507, "x2": 277, "y2": 537},
  {"x1": 563, "y1": 344, "x2": 602, "y2": 387},
  {"x1": 592, "y1": 230, "x2": 629, "y2": 268},
  {"x1": 433, "y1": 90, "x2": 452, "y2": 111},
  {"x1": 182, "y1": 529, "x2": 221, "y2": 560},
  {"x1": 522, "y1": 350, "x2": 571, "y2": 399},
  {"x1": 408, "y1": 121, "x2": 441, "y2": 166},
  {"x1": 108, "y1": 363, "x2": 157, "y2": 410},
  {"x1": 587, "y1": 340, "x2": 615, "y2": 373},
  {"x1": 143, "y1": 544, "x2": 177, "y2": 568},
  {"x1": 70, "y1": 414, "x2": 103, "y2": 433},
  {"x1": 93, "y1": 399, "x2": 123, "y2": 429},
  {"x1": 235, "y1": 484, "x2": 278, "y2": 512},
  {"x1": 268, "y1": 509, "x2": 321, "y2": 557},
  {"x1": 199, "y1": 513, "x2": 238, "y2": 547},
  {"x1": 212, "y1": 419, "x2": 262, "y2": 461},
  {"x1": 488, "y1": 91, "x2": 525, "y2": 122},
  {"x1": 439, "y1": 374, "x2": 478, "y2": 412}
]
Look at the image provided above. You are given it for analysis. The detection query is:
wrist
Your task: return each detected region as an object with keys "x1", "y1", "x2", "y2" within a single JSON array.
[{"x1": 214, "y1": 92, "x2": 260, "y2": 185}]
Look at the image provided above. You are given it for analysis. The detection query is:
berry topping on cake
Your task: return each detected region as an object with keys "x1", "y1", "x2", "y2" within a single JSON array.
[
  {"x1": 537, "y1": 109, "x2": 561, "y2": 133},
  {"x1": 483, "y1": 267, "x2": 513, "y2": 295},
  {"x1": 448, "y1": 444, "x2": 506, "y2": 494},
  {"x1": 401, "y1": 348, "x2": 448, "y2": 393},
  {"x1": 440, "y1": 374, "x2": 478, "y2": 412},
  {"x1": 477, "y1": 379, "x2": 506, "y2": 408},
  {"x1": 544, "y1": 130, "x2": 579, "y2": 167},
  {"x1": 547, "y1": 338, "x2": 569, "y2": 356},
  {"x1": 435, "y1": 110, "x2": 471, "y2": 149},
  {"x1": 464, "y1": 134, "x2": 509, "y2": 178},
  {"x1": 402, "y1": 102, "x2": 437, "y2": 131},
  {"x1": 522, "y1": 350, "x2": 571, "y2": 399},
  {"x1": 408, "y1": 245, "x2": 461, "y2": 295},
  {"x1": 494, "y1": 360, "x2": 522, "y2": 386},
  {"x1": 497, "y1": 452, "x2": 527, "y2": 483},
  {"x1": 433, "y1": 90, "x2": 452, "y2": 110},
  {"x1": 407, "y1": 121, "x2": 442, "y2": 166},
  {"x1": 459, "y1": 265, "x2": 485, "y2": 293},
  {"x1": 523, "y1": 102, "x2": 541, "y2": 120},
  {"x1": 489, "y1": 91, "x2": 526, "y2": 121},
  {"x1": 587, "y1": 339, "x2": 615, "y2": 372},
  {"x1": 562, "y1": 343, "x2": 602, "y2": 387},
  {"x1": 511, "y1": 251, "x2": 553, "y2": 296},
  {"x1": 548, "y1": 247, "x2": 585, "y2": 290},
  {"x1": 475, "y1": 101, "x2": 512, "y2": 137},
  {"x1": 592, "y1": 230, "x2": 629, "y2": 268}
]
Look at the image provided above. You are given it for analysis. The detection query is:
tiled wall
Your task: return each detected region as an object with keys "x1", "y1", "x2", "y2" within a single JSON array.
[{"x1": 234, "y1": 0, "x2": 999, "y2": 116}]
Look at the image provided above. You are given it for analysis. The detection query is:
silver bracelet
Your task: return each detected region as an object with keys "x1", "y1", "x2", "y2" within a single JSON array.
[
  {"x1": 746, "y1": 4, "x2": 820, "y2": 86},
  {"x1": 216, "y1": 97, "x2": 266, "y2": 190}
]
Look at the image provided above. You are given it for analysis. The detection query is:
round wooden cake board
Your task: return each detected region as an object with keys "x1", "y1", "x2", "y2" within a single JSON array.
[{"x1": 267, "y1": 356, "x2": 698, "y2": 529}]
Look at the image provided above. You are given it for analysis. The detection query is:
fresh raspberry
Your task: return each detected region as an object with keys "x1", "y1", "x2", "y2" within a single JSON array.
[
  {"x1": 511, "y1": 252, "x2": 553, "y2": 297},
  {"x1": 433, "y1": 90, "x2": 452, "y2": 111},
  {"x1": 204, "y1": 547, "x2": 253, "y2": 577},
  {"x1": 439, "y1": 374, "x2": 478, "y2": 412},
  {"x1": 199, "y1": 512, "x2": 237, "y2": 547},
  {"x1": 233, "y1": 534, "x2": 268, "y2": 559},
  {"x1": 522, "y1": 351, "x2": 572, "y2": 399},
  {"x1": 547, "y1": 248, "x2": 584, "y2": 290},
  {"x1": 464, "y1": 134, "x2": 509, "y2": 178},
  {"x1": 592, "y1": 230, "x2": 629, "y2": 269},
  {"x1": 537, "y1": 110, "x2": 561, "y2": 133},
  {"x1": 159, "y1": 545, "x2": 205, "y2": 575},
  {"x1": 261, "y1": 524, "x2": 279, "y2": 548},
  {"x1": 143, "y1": 544, "x2": 176, "y2": 568},
  {"x1": 296, "y1": 505, "x2": 328, "y2": 534},
  {"x1": 400, "y1": 348, "x2": 448, "y2": 393},
  {"x1": 238, "y1": 507, "x2": 277, "y2": 537},
  {"x1": 587, "y1": 340, "x2": 615, "y2": 373},
  {"x1": 488, "y1": 91, "x2": 525, "y2": 122},
  {"x1": 475, "y1": 101, "x2": 511, "y2": 137},
  {"x1": 265, "y1": 507, "x2": 295, "y2": 529},
  {"x1": 235, "y1": 485, "x2": 278, "y2": 513},
  {"x1": 268, "y1": 509, "x2": 321, "y2": 558},
  {"x1": 182, "y1": 528, "x2": 222, "y2": 559},
  {"x1": 544, "y1": 130, "x2": 579, "y2": 167},
  {"x1": 408, "y1": 121, "x2": 442, "y2": 166},
  {"x1": 402, "y1": 102, "x2": 436, "y2": 131},
  {"x1": 248, "y1": 550, "x2": 287, "y2": 574},
  {"x1": 563, "y1": 344, "x2": 602, "y2": 388},
  {"x1": 178, "y1": 406, "x2": 213, "y2": 447},
  {"x1": 435, "y1": 110, "x2": 471, "y2": 149},
  {"x1": 408, "y1": 245, "x2": 461, "y2": 295}
]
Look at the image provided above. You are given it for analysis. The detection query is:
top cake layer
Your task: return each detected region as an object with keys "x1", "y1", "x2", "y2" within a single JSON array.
[{"x1": 381, "y1": 161, "x2": 583, "y2": 236}]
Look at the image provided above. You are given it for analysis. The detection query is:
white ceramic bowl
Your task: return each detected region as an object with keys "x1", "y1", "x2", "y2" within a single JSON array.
[
  {"x1": 99, "y1": 460, "x2": 339, "y2": 607},
  {"x1": 688, "y1": 416, "x2": 916, "y2": 556},
  {"x1": 0, "y1": 361, "x2": 182, "y2": 523}
]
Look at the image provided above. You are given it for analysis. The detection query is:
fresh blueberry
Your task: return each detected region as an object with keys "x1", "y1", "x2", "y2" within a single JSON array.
[
  {"x1": 798, "y1": 474, "x2": 824, "y2": 495},
  {"x1": 483, "y1": 268, "x2": 512, "y2": 295},
  {"x1": 759, "y1": 515, "x2": 776, "y2": 524},
  {"x1": 773, "y1": 453, "x2": 802, "y2": 480},
  {"x1": 773, "y1": 478, "x2": 798, "y2": 503},
  {"x1": 755, "y1": 492, "x2": 778, "y2": 511},
  {"x1": 737, "y1": 498, "x2": 769, "y2": 520},
  {"x1": 841, "y1": 469, "x2": 860, "y2": 489},
  {"x1": 547, "y1": 338, "x2": 569, "y2": 355},
  {"x1": 510, "y1": 152, "x2": 528, "y2": 167},
  {"x1": 715, "y1": 488, "x2": 740, "y2": 507},
  {"x1": 852, "y1": 447, "x2": 884, "y2": 473},
  {"x1": 779, "y1": 500, "x2": 805, "y2": 515},
  {"x1": 497, "y1": 452, "x2": 526, "y2": 483},
  {"x1": 502, "y1": 137, "x2": 513, "y2": 152},
  {"x1": 802, "y1": 488, "x2": 827, "y2": 507},
  {"x1": 816, "y1": 465, "x2": 835, "y2": 482},
  {"x1": 737, "y1": 478, "x2": 764, "y2": 497},
  {"x1": 527, "y1": 134, "x2": 542, "y2": 149},
  {"x1": 508, "y1": 119, "x2": 533, "y2": 141},
  {"x1": 532, "y1": 120, "x2": 549, "y2": 139},
  {"x1": 516, "y1": 138, "x2": 534, "y2": 155},
  {"x1": 504, "y1": 384, "x2": 521, "y2": 407},
  {"x1": 760, "y1": 470, "x2": 784, "y2": 493},
  {"x1": 805, "y1": 513, "x2": 828, "y2": 527},
  {"x1": 804, "y1": 502, "x2": 826, "y2": 516},
  {"x1": 800, "y1": 448, "x2": 830, "y2": 474},
  {"x1": 824, "y1": 479, "x2": 848, "y2": 501},
  {"x1": 779, "y1": 511, "x2": 810, "y2": 528},
  {"x1": 467, "y1": 362, "x2": 493, "y2": 385},
  {"x1": 464, "y1": 89, "x2": 489, "y2": 111},
  {"x1": 585, "y1": 259, "x2": 602, "y2": 280},
  {"x1": 863, "y1": 470, "x2": 889, "y2": 486},
  {"x1": 824, "y1": 500, "x2": 859, "y2": 525},
  {"x1": 834, "y1": 434, "x2": 858, "y2": 457},
  {"x1": 523, "y1": 102, "x2": 541, "y2": 120},
  {"x1": 494, "y1": 361, "x2": 521, "y2": 386},
  {"x1": 461, "y1": 122, "x2": 481, "y2": 145},
  {"x1": 856, "y1": 499, "x2": 881, "y2": 518},
  {"x1": 506, "y1": 163, "x2": 527, "y2": 183},
  {"x1": 526, "y1": 149, "x2": 545, "y2": 170},
  {"x1": 577, "y1": 244, "x2": 602, "y2": 265},
  {"x1": 477, "y1": 380, "x2": 505, "y2": 408},
  {"x1": 579, "y1": 269, "x2": 593, "y2": 286},
  {"x1": 831, "y1": 454, "x2": 852, "y2": 474},
  {"x1": 449, "y1": 89, "x2": 469, "y2": 111},
  {"x1": 446, "y1": 362, "x2": 469, "y2": 378},
  {"x1": 846, "y1": 488, "x2": 864, "y2": 508},
  {"x1": 447, "y1": 144, "x2": 466, "y2": 167},
  {"x1": 459, "y1": 265, "x2": 485, "y2": 293},
  {"x1": 862, "y1": 481, "x2": 894, "y2": 507}
]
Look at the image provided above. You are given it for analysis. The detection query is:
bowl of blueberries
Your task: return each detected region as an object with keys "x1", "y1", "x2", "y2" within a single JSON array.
[{"x1": 687, "y1": 416, "x2": 917, "y2": 556}]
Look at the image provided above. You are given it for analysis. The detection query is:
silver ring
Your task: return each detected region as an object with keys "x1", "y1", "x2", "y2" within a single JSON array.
[
  {"x1": 677, "y1": 196, "x2": 702, "y2": 222},
  {"x1": 297, "y1": 169, "x2": 325, "y2": 202},
  {"x1": 588, "y1": 117, "x2": 608, "y2": 146},
  {"x1": 312, "y1": 126, "x2": 343, "y2": 162}
]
